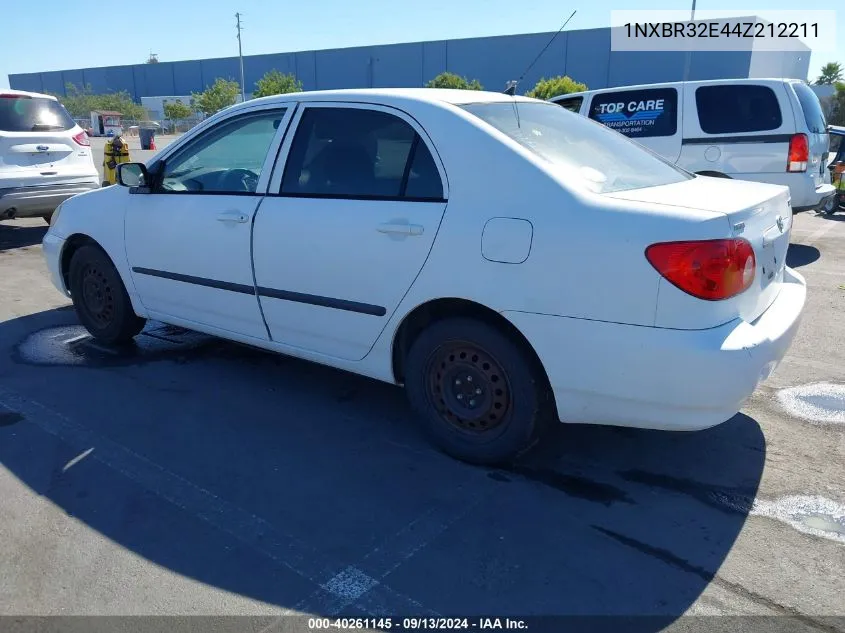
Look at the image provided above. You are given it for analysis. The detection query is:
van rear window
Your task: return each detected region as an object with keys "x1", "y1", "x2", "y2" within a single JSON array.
[
  {"x1": 0, "y1": 95, "x2": 75, "y2": 132},
  {"x1": 695, "y1": 85, "x2": 782, "y2": 134},
  {"x1": 791, "y1": 82, "x2": 827, "y2": 134},
  {"x1": 588, "y1": 88, "x2": 678, "y2": 139}
]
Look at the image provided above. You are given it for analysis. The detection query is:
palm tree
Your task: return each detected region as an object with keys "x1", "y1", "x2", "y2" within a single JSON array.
[{"x1": 816, "y1": 62, "x2": 843, "y2": 85}]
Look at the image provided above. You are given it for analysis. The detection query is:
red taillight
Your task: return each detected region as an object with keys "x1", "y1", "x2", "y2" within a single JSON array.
[
  {"x1": 72, "y1": 131, "x2": 90, "y2": 146},
  {"x1": 0, "y1": 94, "x2": 30, "y2": 99},
  {"x1": 645, "y1": 239, "x2": 756, "y2": 301},
  {"x1": 787, "y1": 133, "x2": 809, "y2": 173}
]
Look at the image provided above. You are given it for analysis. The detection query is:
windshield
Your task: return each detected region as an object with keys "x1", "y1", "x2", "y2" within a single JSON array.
[
  {"x1": 0, "y1": 95, "x2": 76, "y2": 132},
  {"x1": 462, "y1": 102, "x2": 691, "y2": 194}
]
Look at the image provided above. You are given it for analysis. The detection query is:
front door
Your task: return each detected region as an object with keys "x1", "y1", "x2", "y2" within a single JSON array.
[
  {"x1": 125, "y1": 105, "x2": 293, "y2": 339},
  {"x1": 253, "y1": 103, "x2": 448, "y2": 361}
]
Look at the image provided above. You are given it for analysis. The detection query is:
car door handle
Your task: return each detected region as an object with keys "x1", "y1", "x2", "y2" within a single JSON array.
[
  {"x1": 216, "y1": 210, "x2": 249, "y2": 224},
  {"x1": 377, "y1": 222, "x2": 424, "y2": 237}
]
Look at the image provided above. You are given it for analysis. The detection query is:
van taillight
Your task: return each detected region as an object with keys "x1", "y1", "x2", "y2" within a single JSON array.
[
  {"x1": 787, "y1": 133, "x2": 809, "y2": 173},
  {"x1": 72, "y1": 131, "x2": 90, "y2": 147},
  {"x1": 645, "y1": 239, "x2": 756, "y2": 301}
]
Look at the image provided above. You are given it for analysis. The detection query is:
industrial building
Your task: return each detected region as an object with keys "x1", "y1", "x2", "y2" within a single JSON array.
[{"x1": 9, "y1": 20, "x2": 811, "y2": 118}]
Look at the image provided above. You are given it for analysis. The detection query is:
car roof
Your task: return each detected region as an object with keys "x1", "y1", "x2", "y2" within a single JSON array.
[
  {"x1": 0, "y1": 88, "x2": 59, "y2": 100},
  {"x1": 233, "y1": 88, "x2": 539, "y2": 111},
  {"x1": 550, "y1": 77, "x2": 802, "y2": 101}
]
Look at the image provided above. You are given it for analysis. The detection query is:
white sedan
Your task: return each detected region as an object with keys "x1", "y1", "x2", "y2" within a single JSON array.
[{"x1": 42, "y1": 88, "x2": 806, "y2": 464}]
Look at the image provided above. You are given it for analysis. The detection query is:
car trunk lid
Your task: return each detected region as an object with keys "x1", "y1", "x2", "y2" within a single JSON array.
[{"x1": 605, "y1": 175, "x2": 792, "y2": 328}]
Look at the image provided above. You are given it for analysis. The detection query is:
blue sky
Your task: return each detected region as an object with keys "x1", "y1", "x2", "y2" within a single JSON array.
[{"x1": 1, "y1": 0, "x2": 841, "y2": 90}]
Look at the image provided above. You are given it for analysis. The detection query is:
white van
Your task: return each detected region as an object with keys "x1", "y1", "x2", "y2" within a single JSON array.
[{"x1": 551, "y1": 79, "x2": 835, "y2": 212}]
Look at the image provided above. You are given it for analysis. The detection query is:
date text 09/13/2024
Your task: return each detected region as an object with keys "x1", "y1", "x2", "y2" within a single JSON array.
[{"x1": 308, "y1": 618, "x2": 528, "y2": 630}]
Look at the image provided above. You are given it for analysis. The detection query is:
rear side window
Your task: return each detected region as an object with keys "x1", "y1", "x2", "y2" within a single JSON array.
[
  {"x1": 555, "y1": 96, "x2": 583, "y2": 113},
  {"x1": 0, "y1": 96, "x2": 75, "y2": 132},
  {"x1": 588, "y1": 88, "x2": 678, "y2": 139},
  {"x1": 695, "y1": 85, "x2": 782, "y2": 134},
  {"x1": 791, "y1": 82, "x2": 827, "y2": 134},
  {"x1": 281, "y1": 107, "x2": 443, "y2": 200}
]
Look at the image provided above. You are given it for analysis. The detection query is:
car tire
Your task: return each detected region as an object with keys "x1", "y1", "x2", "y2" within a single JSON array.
[
  {"x1": 404, "y1": 317, "x2": 551, "y2": 465},
  {"x1": 68, "y1": 244, "x2": 145, "y2": 345}
]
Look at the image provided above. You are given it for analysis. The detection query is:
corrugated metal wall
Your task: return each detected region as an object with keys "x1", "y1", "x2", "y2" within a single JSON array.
[{"x1": 10, "y1": 27, "x2": 803, "y2": 101}]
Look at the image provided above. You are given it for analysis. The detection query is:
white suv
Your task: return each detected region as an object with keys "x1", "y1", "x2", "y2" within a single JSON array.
[
  {"x1": 552, "y1": 78, "x2": 835, "y2": 212},
  {"x1": 1, "y1": 89, "x2": 99, "y2": 223}
]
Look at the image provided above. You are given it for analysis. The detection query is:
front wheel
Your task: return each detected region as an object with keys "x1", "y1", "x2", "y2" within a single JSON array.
[
  {"x1": 68, "y1": 244, "x2": 145, "y2": 344},
  {"x1": 404, "y1": 318, "x2": 551, "y2": 465}
]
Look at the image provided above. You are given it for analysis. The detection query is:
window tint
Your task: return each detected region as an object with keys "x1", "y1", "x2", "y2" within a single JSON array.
[
  {"x1": 792, "y1": 82, "x2": 827, "y2": 134},
  {"x1": 158, "y1": 111, "x2": 283, "y2": 194},
  {"x1": 695, "y1": 85, "x2": 782, "y2": 134},
  {"x1": 281, "y1": 107, "x2": 443, "y2": 200},
  {"x1": 463, "y1": 102, "x2": 690, "y2": 194},
  {"x1": 555, "y1": 97, "x2": 583, "y2": 113},
  {"x1": 588, "y1": 88, "x2": 678, "y2": 138},
  {"x1": 0, "y1": 96, "x2": 75, "y2": 132}
]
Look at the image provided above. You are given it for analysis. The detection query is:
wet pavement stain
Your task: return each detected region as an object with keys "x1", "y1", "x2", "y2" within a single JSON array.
[
  {"x1": 14, "y1": 323, "x2": 230, "y2": 368},
  {"x1": 503, "y1": 465, "x2": 633, "y2": 506},
  {"x1": 776, "y1": 382, "x2": 845, "y2": 425},
  {"x1": 752, "y1": 495, "x2": 845, "y2": 544},
  {"x1": 0, "y1": 411, "x2": 24, "y2": 427},
  {"x1": 619, "y1": 470, "x2": 756, "y2": 515}
]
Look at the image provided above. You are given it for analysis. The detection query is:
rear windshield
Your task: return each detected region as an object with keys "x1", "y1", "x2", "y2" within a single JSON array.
[
  {"x1": 462, "y1": 101, "x2": 691, "y2": 194},
  {"x1": 0, "y1": 96, "x2": 76, "y2": 132},
  {"x1": 791, "y1": 82, "x2": 827, "y2": 134}
]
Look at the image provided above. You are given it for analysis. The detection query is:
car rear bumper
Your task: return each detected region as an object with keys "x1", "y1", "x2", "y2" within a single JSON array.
[
  {"x1": 740, "y1": 172, "x2": 834, "y2": 210},
  {"x1": 503, "y1": 267, "x2": 806, "y2": 431},
  {"x1": 0, "y1": 181, "x2": 100, "y2": 218},
  {"x1": 42, "y1": 232, "x2": 69, "y2": 296}
]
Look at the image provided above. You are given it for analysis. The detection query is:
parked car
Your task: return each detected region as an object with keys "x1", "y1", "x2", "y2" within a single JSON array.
[
  {"x1": 42, "y1": 89, "x2": 806, "y2": 464},
  {"x1": 824, "y1": 125, "x2": 845, "y2": 214},
  {"x1": 0, "y1": 89, "x2": 99, "y2": 223},
  {"x1": 551, "y1": 78, "x2": 835, "y2": 213}
]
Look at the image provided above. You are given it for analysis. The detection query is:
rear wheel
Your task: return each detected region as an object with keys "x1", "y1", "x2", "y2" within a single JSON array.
[
  {"x1": 404, "y1": 318, "x2": 550, "y2": 465},
  {"x1": 68, "y1": 244, "x2": 145, "y2": 344}
]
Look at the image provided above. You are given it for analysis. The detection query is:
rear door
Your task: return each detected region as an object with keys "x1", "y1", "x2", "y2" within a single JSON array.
[
  {"x1": 253, "y1": 102, "x2": 449, "y2": 361},
  {"x1": 0, "y1": 94, "x2": 94, "y2": 187},
  {"x1": 586, "y1": 86, "x2": 682, "y2": 162},
  {"x1": 790, "y1": 81, "x2": 831, "y2": 187},
  {"x1": 682, "y1": 82, "x2": 792, "y2": 177}
]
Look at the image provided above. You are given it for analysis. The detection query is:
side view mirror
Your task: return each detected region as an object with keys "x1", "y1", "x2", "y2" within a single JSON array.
[{"x1": 117, "y1": 162, "x2": 149, "y2": 188}]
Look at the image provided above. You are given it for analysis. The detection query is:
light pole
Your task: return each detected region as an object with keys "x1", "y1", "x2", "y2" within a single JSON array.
[{"x1": 236, "y1": 12, "x2": 246, "y2": 103}]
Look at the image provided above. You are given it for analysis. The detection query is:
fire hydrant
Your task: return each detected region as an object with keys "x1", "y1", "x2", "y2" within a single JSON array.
[{"x1": 102, "y1": 135, "x2": 131, "y2": 186}]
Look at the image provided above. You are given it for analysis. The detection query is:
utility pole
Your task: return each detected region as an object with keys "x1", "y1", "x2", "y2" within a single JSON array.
[
  {"x1": 690, "y1": 0, "x2": 696, "y2": 21},
  {"x1": 236, "y1": 12, "x2": 246, "y2": 103}
]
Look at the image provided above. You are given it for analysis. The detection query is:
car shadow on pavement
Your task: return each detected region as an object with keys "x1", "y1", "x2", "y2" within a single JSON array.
[
  {"x1": 0, "y1": 221, "x2": 47, "y2": 252},
  {"x1": 0, "y1": 307, "x2": 767, "y2": 629},
  {"x1": 786, "y1": 243, "x2": 821, "y2": 267}
]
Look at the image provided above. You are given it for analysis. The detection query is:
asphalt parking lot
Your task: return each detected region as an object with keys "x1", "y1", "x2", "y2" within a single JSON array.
[{"x1": 0, "y1": 193, "x2": 843, "y2": 629}]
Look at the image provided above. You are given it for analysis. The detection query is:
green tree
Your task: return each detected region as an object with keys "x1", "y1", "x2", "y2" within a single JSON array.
[
  {"x1": 525, "y1": 75, "x2": 587, "y2": 100},
  {"x1": 163, "y1": 101, "x2": 194, "y2": 120},
  {"x1": 192, "y1": 78, "x2": 240, "y2": 116},
  {"x1": 53, "y1": 83, "x2": 146, "y2": 120},
  {"x1": 816, "y1": 62, "x2": 843, "y2": 86},
  {"x1": 425, "y1": 72, "x2": 483, "y2": 90},
  {"x1": 253, "y1": 70, "x2": 302, "y2": 98},
  {"x1": 830, "y1": 82, "x2": 845, "y2": 126}
]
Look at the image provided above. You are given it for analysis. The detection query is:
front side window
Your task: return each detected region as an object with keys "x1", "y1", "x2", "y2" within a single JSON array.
[
  {"x1": 696, "y1": 85, "x2": 782, "y2": 134},
  {"x1": 588, "y1": 88, "x2": 678, "y2": 139},
  {"x1": 158, "y1": 110, "x2": 285, "y2": 194},
  {"x1": 555, "y1": 97, "x2": 583, "y2": 113},
  {"x1": 463, "y1": 101, "x2": 691, "y2": 194},
  {"x1": 0, "y1": 96, "x2": 75, "y2": 132},
  {"x1": 281, "y1": 107, "x2": 443, "y2": 200}
]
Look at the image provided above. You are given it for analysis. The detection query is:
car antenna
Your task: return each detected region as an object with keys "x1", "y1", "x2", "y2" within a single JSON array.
[{"x1": 504, "y1": 10, "x2": 577, "y2": 97}]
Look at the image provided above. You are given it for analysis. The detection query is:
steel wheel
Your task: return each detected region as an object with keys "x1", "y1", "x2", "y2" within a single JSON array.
[
  {"x1": 425, "y1": 342, "x2": 513, "y2": 435},
  {"x1": 80, "y1": 263, "x2": 116, "y2": 328}
]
